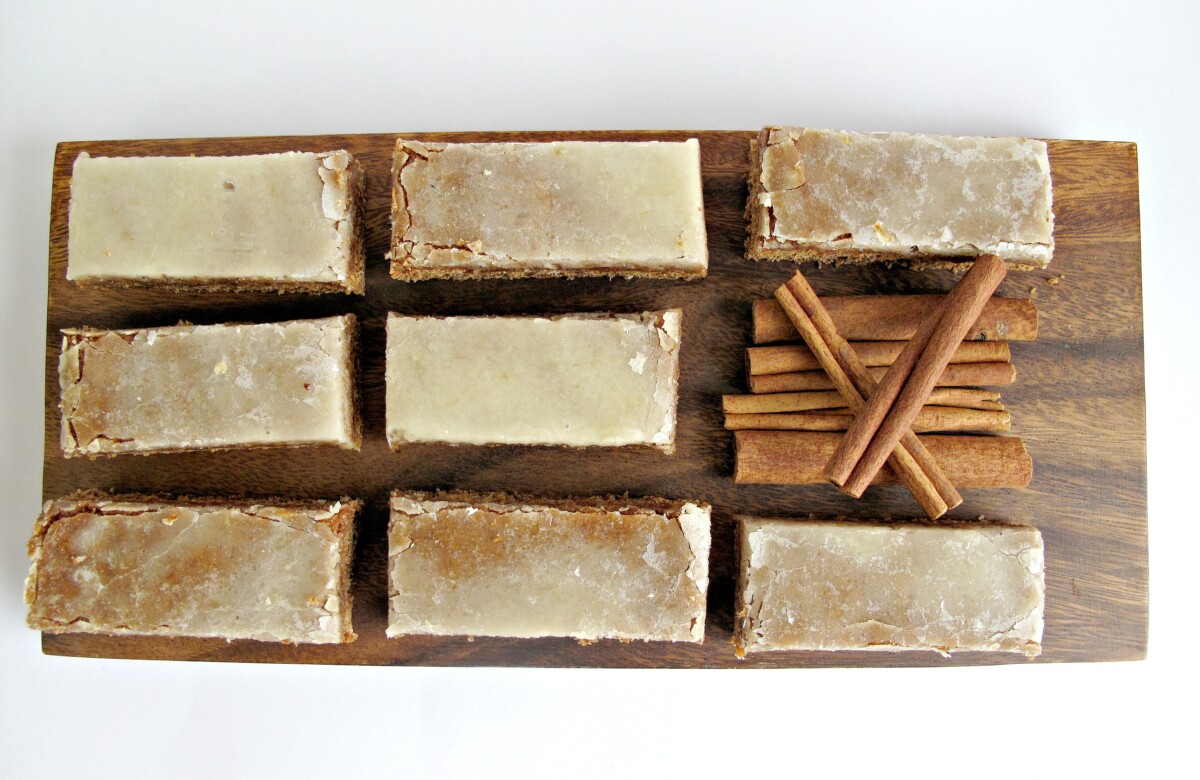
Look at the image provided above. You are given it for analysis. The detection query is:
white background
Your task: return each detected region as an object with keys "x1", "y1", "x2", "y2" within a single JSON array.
[{"x1": 1, "y1": 1, "x2": 1195, "y2": 776}]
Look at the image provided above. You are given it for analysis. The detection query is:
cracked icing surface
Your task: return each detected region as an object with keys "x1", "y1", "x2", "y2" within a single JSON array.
[
  {"x1": 387, "y1": 493, "x2": 710, "y2": 642},
  {"x1": 59, "y1": 315, "x2": 359, "y2": 455},
  {"x1": 735, "y1": 519, "x2": 1044, "y2": 656},
  {"x1": 391, "y1": 140, "x2": 707, "y2": 278},
  {"x1": 385, "y1": 311, "x2": 680, "y2": 450},
  {"x1": 26, "y1": 496, "x2": 358, "y2": 643},
  {"x1": 748, "y1": 127, "x2": 1054, "y2": 267},
  {"x1": 67, "y1": 151, "x2": 363, "y2": 291}
]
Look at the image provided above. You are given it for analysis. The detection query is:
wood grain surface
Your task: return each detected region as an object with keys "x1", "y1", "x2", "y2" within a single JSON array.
[{"x1": 39, "y1": 131, "x2": 1146, "y2": 667}]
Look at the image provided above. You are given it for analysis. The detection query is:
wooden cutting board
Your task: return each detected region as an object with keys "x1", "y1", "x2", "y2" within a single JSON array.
[{"x1": 40, "y1": 131, "x2": 1146, "y2": 667}]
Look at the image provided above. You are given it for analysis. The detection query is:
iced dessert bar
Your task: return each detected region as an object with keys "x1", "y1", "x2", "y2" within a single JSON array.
[
  {"x1": 735, "y1": 518, "x2": 1044, "y2": 656},
  {"x1": 67, "y1": 151, "x2": 364, "y2": 293},
  {"x1": 747, "y1": 127, "x2": 1054, "y2": 269},
  {"x1": 391, "y1": 140, "x2": 707, "y2": 279},
  {"x1": 385, "y1": 311, "x2": 680, "y2": 451},
  {"x1": 60, "y1": 315, "x2": 360, "y2": 456},
  {"x1": 387, "y1": 492, "x2": 711, "y2": 643},
  {"x1": 26, "y1": 494, "x2": 359, "y2": 643}
]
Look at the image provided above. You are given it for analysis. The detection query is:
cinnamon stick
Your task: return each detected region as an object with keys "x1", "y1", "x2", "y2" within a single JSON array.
[
  {"x1": 723, "y1": 388, "x2": 1005, "y2": 414},
  {"x1": 747, "y1": 340, "x2": 1010, "y2": 376},
  {"x1": 753, "y1": 295, "x2": 1038, "y2": 344},
  {"x1": 748, "y1": 362, "x2": 1015, "y2": 394},
  {"x1": 774, "y1": 275, "x2": 959, "y2": 518},
  {"x1": 724, "y1": 390, "x2": 847, "y2": 414},
  {"x1": 734, "y1": 431, "x2": 1033, "y2": 488},
  {"x1": 724, "y1": 407, "x2": 1011, "y2": 433},
  {"x1": 829, "y1": 255, "x2": 1009, "y2": 498}
]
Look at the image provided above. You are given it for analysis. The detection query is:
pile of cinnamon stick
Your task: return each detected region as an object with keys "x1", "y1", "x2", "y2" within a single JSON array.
[{"x1": 728, "y1": 256, "x2": 1037, "y2": 518}]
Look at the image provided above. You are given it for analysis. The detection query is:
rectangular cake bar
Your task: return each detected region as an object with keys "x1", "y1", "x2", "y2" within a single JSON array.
[
  {"x1": 746, "y1": 127, "x2": 1054, "y2": 269},
  {"x1": 67, "y1": 151, "x2": 365, "y2": 293},
  {"x1": 26, "y1": 494, "x2": 359, "y2": 643},
  {"x1": 390, "y1": 140, "x2": 708, "y2": 279},
  {"x1": 385, "y1": 311, "x2": 681, "y2": 451},
  {"x1": 735, "y1": 518, "x2": 1044, "y2": 656},
  {"x1": 60, "y1": 315, "x2": 360, "y2": 456},
  {"x1": 387, "y1": 492, "x2": 711, "y2": 643}
]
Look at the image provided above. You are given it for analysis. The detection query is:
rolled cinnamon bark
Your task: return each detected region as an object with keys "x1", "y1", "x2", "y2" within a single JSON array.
[
  {"x1": 828, "y1": 256, "x2": 1009, "y2": 497},
  {"x1": 723, "y1": 388, "x2": 1005, "y2": 414},
  {"x1": 734, "y1": 431, "x2": 1032, "y2": 488},
  {"x1": 724, "y1": 407, "x2": 1011, "y2": 433},
  {"x1": 747, "y1": 340, "x2": 1010, "y2": 376},
  {"x1": 774, "y1": 273, "x2": 959, "y2": 518},
  {"x1": 753, "y1": 296, "x2": 1037, "y2": 344},
  {"x1": 748, "y1": 362, "x2": 1015, "y2": 394},
  {"x1": 724, "y1": 390, "x2": 847, "y2": 414}
]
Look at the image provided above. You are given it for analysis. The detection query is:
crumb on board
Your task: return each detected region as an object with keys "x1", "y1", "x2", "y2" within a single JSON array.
[{"x1": 1047, "y1": 274, "x2": 1065, "y2": 286}]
